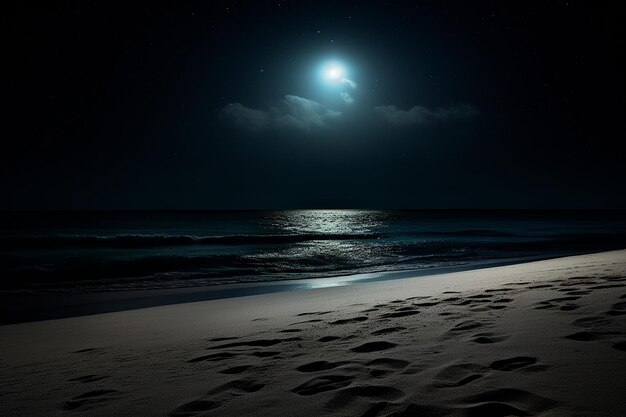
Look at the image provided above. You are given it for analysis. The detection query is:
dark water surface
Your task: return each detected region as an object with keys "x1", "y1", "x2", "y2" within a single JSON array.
[{"x1": 2, "y1": 210, "x2": 625, "y2": 294}]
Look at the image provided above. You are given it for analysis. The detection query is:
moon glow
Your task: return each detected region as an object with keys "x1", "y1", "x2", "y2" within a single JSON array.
[{"x1": 324, "y1": 63, "x2": 345, "y2": 82}]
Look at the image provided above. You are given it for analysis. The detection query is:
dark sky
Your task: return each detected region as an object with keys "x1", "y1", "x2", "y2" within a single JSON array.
[{"x1": 3, "y1": 1, "x2": 625, "y2": 209}]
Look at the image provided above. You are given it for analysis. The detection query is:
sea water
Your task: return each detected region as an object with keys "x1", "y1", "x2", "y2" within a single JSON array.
[{"x1": 1, "y1": 210, "x2": 625, "y2": 293}]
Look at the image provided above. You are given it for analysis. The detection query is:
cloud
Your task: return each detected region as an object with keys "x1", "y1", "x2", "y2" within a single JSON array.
[
  {"x1": 340, "y1": 92, "x2": 354, "y2": 104},
  {"x1": 272, "y1": 95, "x2": 341, "y2": 130},
  {"x1": 221, "y1": 96, "x2": 478, "y2": 133},
  {"x1": 220, "y1": 103, "x2": 269, "y2": 131},
  {"x1": 374, "y1": 104, "x2": 478, "y2": 126},
  {"x1": 342, "y1": 78, "x2": 357, "y2": 89},
  {"x1": 221, "y1": 95, "x2": 341, "y2": 131}
]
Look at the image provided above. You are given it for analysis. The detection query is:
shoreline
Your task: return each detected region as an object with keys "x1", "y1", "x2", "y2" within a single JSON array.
[
  {"x1": 0, "y1": 252, "x2": 585, "y2": 325},
  {"x1": 2, "y1": 250, "x2": 625, "y2": 416}
]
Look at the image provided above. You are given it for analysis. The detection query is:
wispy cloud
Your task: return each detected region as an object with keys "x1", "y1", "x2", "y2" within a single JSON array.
[
  {"x1": 374, "y1": 104, "x2": 478, "y2": 126},
  {"x1": 342, "y1": 78, "x2": 357, "y2": 89},
  {"x1": 220, "y1": 103, "x2": 269, "y2": 131},
  {"x1": 221, "y1": 95, "x2": 341, "y2": 131},
  {"x1": 340, "y1": 92, "x2": 354, "y2": 104},
  {"x1": 222, "y1": 96, "x2": 478, "y2": 133}
]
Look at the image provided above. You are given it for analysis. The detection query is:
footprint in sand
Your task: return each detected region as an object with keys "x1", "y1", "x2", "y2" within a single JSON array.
[
  {"x1": 330, "y1": 316, "x2": 369, "y2": 325},
  {"x1": 548, "y1": 296, "x2": 581, "y2": 303},
  {"x1": 63, "y1": 389, "x2": 119, "y2": 411},
  {"x1": 187, "y1": 352, "x2": 238, "y2": 363},
  {"x1": 461, "y1": 387, "x2": 557, "y2": 416},
  {"x1": 357, "y1": 401, "x2": 392, "y2": 417},
  {"x1": 219, "y1": 365, "x2": 254, "y2": 374},
  {"x1": 366, "y1": 358, "x2": 410, "y2": 372},
  {"x1": 603, "y1": 276, "x2": 626, "y2": 282},
  {"x1": 465, "y1": 402, "x2": 535, "y2": 417},
  {"x1": 485, "y1": 288, "x2": 515, "y2": 293},
  {"x1": 432, "y1": 362, "x2": 486, "y2": 388},
  {"x1": 208, "y1": 379, "x2": 265, "y2": 395},
  {"x1": 449, "y1": 320, "x2": 486, "y2": 332},
  {"x1": 564, "y1": 331, "x2": 620, "y2": 342},
  {"x1": 72, "y1": 347, "x2": 101, "y2": 354},
  {"x1": 296, "y1": 311, "x2": 333, "y2": 317},
  {"x1": 208, "y1": 337, "x2": 238, "y2": 342},
  {"x1": 366, "y1": 358, "x2": 411, "y2": 377},
  {"x1": 535, "y1": 302, "x2": 555, "y2": 310},
  {"x1": 67, "y1": 374, "x2": 109, "y2": 383},
  {"x1": 556, "y1": 286, "x2": 579, "y2": 292},
  {"x1": 351, "y1": 341, "x2": 397, "y2": 353},
  {"x1": 412, "y1": 301, "x2": 440, "y2": 307},
  {"x1": 169, "y1": 380, "x2": 264, "y2": 416},
  {"x1": 565, "y1": 290, "x2": 592, "y2": 295},
  {"x1": 292, "y1": 375, "x2": 355, "y2": 396},
  {"x1": 169, "y1": 399, "x2": 221, "y2": 416},
  {"x1": 489, "y1": 356, "x2": 537, "y2": 371},
  {"x1": 406, "y1": 295, "x2": 433, "y2": 300},
  {"x1": 250, "y1": 351, "x2": 281, "y2": 358},
  {"x1": 296, "y1": 361, "x2": 351, "y2": 372},
  {"x1": 564, "y1": 331, "x2": 598, "y2": 341},
  {"x1": 469, "y1": 306, "x2": 491, "y2": 312},
  {"x1": 559, "y1": 281, "x2": 587, "y2": 288},
  {"x1": 588, "y1": 283, "x2": 626, "y2": 289},
  {"x1": 371, "y1": 327, "x2": 406, "y2": 336},
  {"x1": 536, "y1": 296, "x2": 582, "y2": 311},
  {"x1": 318, "y1": 336, "x2": 341, "y2": 342},
  {"x1": 607, "y1": 301, "x2": 626, "y2": 316},
  {"x1": 452, "y1": 300, "x2": 480, "y2": 306},
  {"x1": 279, "y1": 329, "x2": 302, "y2": 333},
  {"x1": 379, "y1": 310, "x2": 420, "y2": 319},
  {"x1": 469, "y1": 294, "x2": 493, "y2": 299},
  {"x1": 325, "y1": 385, "x2": 405, "y2": 410},
  {"x1": 470, "y1": 332, "x2": 510, "y2": 344}
]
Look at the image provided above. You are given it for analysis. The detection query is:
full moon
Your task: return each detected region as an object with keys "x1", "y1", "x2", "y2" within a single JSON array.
[{"x1": 324, "y1": 63, "x2": 345, "y2": 82}]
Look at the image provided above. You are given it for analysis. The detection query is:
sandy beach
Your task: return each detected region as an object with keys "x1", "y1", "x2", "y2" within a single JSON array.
[
  {"x1": 6, "y1": 1, "x2": 625, "y2": 415},
  {"x1": 1, "y1": 250, "x2": 625, "y2": 416}
]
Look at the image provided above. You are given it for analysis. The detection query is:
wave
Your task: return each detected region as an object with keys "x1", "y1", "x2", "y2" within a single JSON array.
[
  {"x1": 0, "y1": 232, "x2": 384, "y2": 249},
  {"x1": 2, "y1": 232, "x2": 625, "y2": 291},
  {"x1": 0, "y1": 250, "x2": 486, "y2": 292},
  {"x1": 1, "y1": 220, "x2": 625, "y2": 294},
  {"x1": 405, "y1": 229, "x2": 520, "y2": 237}
]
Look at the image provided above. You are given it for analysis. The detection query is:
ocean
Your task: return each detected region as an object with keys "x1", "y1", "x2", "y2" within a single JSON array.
[{"x1": 1, "y1": 210, "x2": 625, "y2": 294}]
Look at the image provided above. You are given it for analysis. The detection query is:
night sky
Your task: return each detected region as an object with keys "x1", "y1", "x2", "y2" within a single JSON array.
[{"x1": 4, "y1": 1, "x2": 625, "y2": 209}]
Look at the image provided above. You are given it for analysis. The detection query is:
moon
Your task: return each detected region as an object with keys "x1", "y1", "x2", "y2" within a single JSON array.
[{"x1": 324, "y1": 63, "x2": 345, "y2": 82}]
